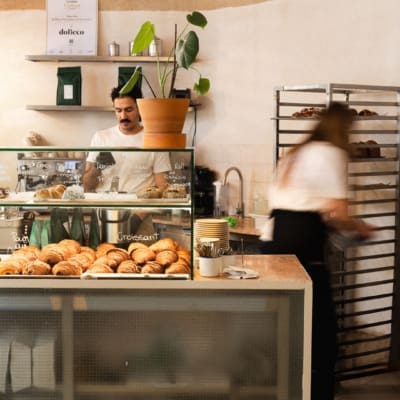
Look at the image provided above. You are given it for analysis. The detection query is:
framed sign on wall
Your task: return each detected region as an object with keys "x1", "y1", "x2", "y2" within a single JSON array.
[{"x1": 46, "y1": 0, "x2": 98, "y2": 55}]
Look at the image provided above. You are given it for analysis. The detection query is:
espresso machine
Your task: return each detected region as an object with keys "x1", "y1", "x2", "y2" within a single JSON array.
[
  {"x1": 194, "y1": 166, "x2": 216, "y2": 218},
  {"x1": 17, "y1": 152, "x2": 85, "y2": 191}
]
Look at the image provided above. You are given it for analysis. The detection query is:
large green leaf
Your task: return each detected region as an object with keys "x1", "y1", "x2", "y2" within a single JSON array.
[
  {"x1": 176, "y1": 31, "x2": 199, "y2": 69},
  {"x1": 193, "y1": 77, "x2": 210, "y2": 96},
  {"x1": 187, "y1": 11, "x2": 207, "y2": 28},
  {"x1": 132, "y1": 21, "x2": 155, "y2": 54},
  {"x1": 119, "y1": 68, "x2": 142, "y2": 95}
]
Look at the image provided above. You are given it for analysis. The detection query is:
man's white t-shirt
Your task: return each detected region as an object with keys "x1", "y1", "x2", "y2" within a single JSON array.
[
  {"x1": 86, "y1": 125, "x2": 171, "y2": 193},
  {"x1": 269, "y1": 141, "x2": 348, "y2": 212}
]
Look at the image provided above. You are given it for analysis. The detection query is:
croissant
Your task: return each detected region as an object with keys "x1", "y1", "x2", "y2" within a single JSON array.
[
  {"x1": 106, "y1": 248, "x2": 129, "y2": 266},
  {"x1": 177, "y1": 250, "x2": 191, "y2": 265},
  {"x1": 39, "y1": 244, "x2": 67, "y2": 265},
  {"x1": 131, "y1": 247, "x2": 155, "y2": 265},
  {"x1": 0, "y1": 262, "x2": 21, "y2": 275},
  {"x1": 96, "y1": 243, "x2": 116, "y2": 258},
  {"x1": 87, "y1": 264, "x2": 114, "y2": 273},
  {"x1": 155, "y1": 250, "x2": 178, "y2": 267},
  {"x1": 14, "y1": 245, "x2": 41, "y2": 258},
  {"x1": 92, "y1": 256, "x2": 111, "y2": 268},
  {"x1": 149, "y1": 238, "x2": 177, "y2": 253},
  {"x1": 22, "y1": 260, "x2": 51, "y2": 275},
  {"x1": 127, "y1": 242, "x2": 148, "y2": 257},
  {"x1": 35, "y1": 184, "x2": 66, "y2": 200},
  {"x1": 69, "y1": 254, "x2": 92, "y2": 272},
  {"x1": 141, "y1": 261, "x2": 164, "y2": 274},
  {"x1": 52, "y1": 261, "x2": 82, "y2": 276},
  {"x1": 117, "y1": 260, "x2": 141, "y2": 273},
  {"x1": 79, "y1": 246, "x2": 97, "y2": 263},
  {"x1": 59, "y1": 239, "x2": 81, "y2": 255},
  {"x1": 165, "y1": 262, "x2": 191, "y2": 274}
]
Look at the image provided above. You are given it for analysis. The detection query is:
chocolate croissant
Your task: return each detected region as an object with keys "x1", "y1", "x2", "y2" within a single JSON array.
[
  {"x1": 23, "y1": 260, "x2": 51, "y2": 275},
  {"x1": 52, "y1": 260, "x2": 82, "y2": 276},
  {"x1": 39, "y1": 244, "x2": 68, "y2": 265},
  {"x1": 0, "y1": 261, "x2": 22, "y2": 275},
  {"x1": 155, "y1": 250, "x2": 178, "y2": 267}
]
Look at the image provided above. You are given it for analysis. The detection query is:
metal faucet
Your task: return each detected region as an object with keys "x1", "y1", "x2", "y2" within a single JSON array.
[{"x1": 223, "y1": 167, "x2": 244, "y2": 218}]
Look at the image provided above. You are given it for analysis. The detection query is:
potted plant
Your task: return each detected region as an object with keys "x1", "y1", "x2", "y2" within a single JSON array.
[{"x1": 120, "y1": 11, "x2": 210, "y2": 148}]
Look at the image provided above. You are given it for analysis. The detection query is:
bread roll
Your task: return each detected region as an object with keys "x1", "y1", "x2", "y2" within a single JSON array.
[
  {"x1": 137, "y1": 186, "x2": 162, "y2": 199},
  {"x1": 162, "y1": 184, "x2": 187, "y2": 199}
]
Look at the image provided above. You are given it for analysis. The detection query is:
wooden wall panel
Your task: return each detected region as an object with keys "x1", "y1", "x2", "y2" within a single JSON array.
[{"x1": 0, "y1": 0, "x2": 268, "y2": 11}]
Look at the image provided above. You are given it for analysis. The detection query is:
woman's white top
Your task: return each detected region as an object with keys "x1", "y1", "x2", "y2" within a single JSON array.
[{"x1": 268, "y1": 141, "x2": 348, "y2": 212}]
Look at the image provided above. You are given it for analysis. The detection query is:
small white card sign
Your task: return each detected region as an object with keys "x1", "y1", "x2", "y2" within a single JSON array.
[{"x1": 46, "y1": 0, "x2": 98, "y2": 55}]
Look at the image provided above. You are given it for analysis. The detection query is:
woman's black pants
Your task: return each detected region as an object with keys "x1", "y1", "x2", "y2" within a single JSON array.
[{"x1": 261, "y1": 210, "x2": 338, "y2": 400}]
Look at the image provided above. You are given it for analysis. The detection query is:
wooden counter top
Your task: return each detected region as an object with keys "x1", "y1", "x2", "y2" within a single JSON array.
[
  {"x1": 195, "y1": 254, "x2": 309, "y2": 284},
  {"x1": 0, "y1": 255, "x2": 310, "y2": 291}
]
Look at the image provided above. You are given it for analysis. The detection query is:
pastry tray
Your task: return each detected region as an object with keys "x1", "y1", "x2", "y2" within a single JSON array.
[
  {"x1": 81, "y1": 272, "x2": 191, "y2": 280},
  {"x1": 0, "y1": 192, "x2": 191, "y2": 206}
]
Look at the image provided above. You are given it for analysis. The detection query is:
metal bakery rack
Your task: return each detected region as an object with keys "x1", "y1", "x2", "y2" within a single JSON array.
[{"x1": 273, "y1": 83, "x2": 400, "y2": 381}]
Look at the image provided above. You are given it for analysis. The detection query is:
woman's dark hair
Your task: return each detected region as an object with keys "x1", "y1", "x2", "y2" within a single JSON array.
[{"x1": 309, "y1": 101, "x2": 354, "y2": 151}]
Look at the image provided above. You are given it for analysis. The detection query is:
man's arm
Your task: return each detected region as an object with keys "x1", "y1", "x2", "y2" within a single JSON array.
[
  {"x1": 82, "y1": 161, "x2": 101, "y2": 192},
  {"x1": 154, "y1": 172, "x2": 168, "y2": 192}
]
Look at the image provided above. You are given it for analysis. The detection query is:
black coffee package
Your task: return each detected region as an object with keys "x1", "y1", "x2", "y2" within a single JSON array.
[
  {"x1": 57, "y1": 66, "x2": 82, "y2": 105},
  {"x1": 118, "y1": 66, "x2": 142, "y2": 98}
]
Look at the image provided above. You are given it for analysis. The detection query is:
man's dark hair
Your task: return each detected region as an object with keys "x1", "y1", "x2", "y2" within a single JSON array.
[{"x1": 110, "y1": 85, "x2": 137, "y2": 102}]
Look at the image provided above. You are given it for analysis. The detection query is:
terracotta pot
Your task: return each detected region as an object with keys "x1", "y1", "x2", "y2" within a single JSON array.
[{"x1": 137, "y1": 98, "x2": 190, "y2": 133}]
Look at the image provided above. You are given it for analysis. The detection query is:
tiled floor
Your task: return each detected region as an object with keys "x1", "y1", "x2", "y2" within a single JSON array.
[{"x1": 335, "y1": 371, "x2": 400, "y2": 399}]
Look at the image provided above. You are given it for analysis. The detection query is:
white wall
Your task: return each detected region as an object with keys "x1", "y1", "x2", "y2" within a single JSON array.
[{"x1": 1, "y1": 0, "x2": 400, "y2": 212}]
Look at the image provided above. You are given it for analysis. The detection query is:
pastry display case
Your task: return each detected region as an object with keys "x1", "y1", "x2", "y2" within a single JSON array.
[
  {"x1": 0, "y1": 147, "x2": 194, "y2": 279},
  {"x1": 273, "y1": 83, "x2": 400, "y2": 380}
]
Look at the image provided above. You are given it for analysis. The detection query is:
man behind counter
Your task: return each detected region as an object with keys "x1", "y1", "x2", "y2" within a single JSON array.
[{"x1": 83, "y1": 87, "x2": 171, "y2": 193}]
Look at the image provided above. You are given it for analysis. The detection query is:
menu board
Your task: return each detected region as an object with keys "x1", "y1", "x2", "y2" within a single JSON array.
[{"x1": 46, "y1": 0, "x2": 98, "y2": 55}]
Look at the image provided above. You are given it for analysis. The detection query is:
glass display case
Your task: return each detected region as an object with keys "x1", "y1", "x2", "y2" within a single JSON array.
[
  {"x1": 0, "y1": 148, "x2": 311, "y2": 400},
  {"x1": 0, "y1": 147, "x2": 194, "y2": 279}
]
